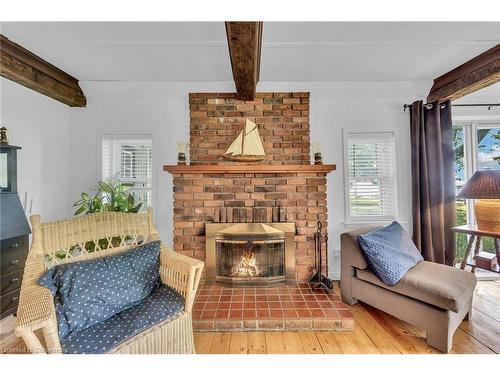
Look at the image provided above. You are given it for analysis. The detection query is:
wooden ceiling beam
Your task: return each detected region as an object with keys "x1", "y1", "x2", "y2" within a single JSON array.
[
  {"x1": 427, "y1": 44, "x2": 500, "y2": 103},
  {"x1": 0, "y1": 34, "x2": 86, "y2": 107},
  {"x1": 225, "y1": 22, "x2": 263, "y2": 101}
]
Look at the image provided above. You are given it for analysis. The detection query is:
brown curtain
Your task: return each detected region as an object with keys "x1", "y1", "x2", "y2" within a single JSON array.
[{"x1": 410, "y1": 100, "x2": 456, "y2": 265}]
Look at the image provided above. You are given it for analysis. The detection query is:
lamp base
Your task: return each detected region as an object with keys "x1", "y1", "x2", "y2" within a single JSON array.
[{"x1": 474, "y1": 199, "x2": 500, "y2": 233}]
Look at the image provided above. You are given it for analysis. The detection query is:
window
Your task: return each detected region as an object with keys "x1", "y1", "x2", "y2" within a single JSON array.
[
  {"x1": 102, "y1": 137, "x2": 153, "y2": 209},
  {"x1": 453, "y1": 123, "x2": 499, "y2": 262},
  {"x1": 344, "y1": 131, "x2": 398, "y2": 223}
]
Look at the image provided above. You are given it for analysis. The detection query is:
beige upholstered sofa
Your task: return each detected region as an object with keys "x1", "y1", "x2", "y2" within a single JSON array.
[{"x1": 340, "y1": 226, "x2": 477, "y2": 353}]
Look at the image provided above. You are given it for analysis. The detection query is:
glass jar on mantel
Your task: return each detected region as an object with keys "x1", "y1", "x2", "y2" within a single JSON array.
[
  {"x1": 312, "y1": 142, "x2": 323, "y2": 165},
  {"x1": 176, "y1": 142, "x2": 189, "y2": 165}
]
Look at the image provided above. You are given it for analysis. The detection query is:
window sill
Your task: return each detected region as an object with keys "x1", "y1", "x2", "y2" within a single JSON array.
[{"x1": 343, "y1": 220, "x2": 408, "y2": 228}]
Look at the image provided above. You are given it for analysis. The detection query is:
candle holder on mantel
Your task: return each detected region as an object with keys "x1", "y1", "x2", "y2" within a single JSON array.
[
  {"x1": 176, "y1": 142, "x2": 189, "y2": 165},
  {"x1": 312, "y1": 142, "x2": 323, "y2": 165},
  {"x1": 0, "y1": 127, "x2": 8, "y2": 145}
]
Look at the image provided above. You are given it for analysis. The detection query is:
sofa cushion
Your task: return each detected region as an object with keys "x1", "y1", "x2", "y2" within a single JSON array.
[
  {"x1": 38, "y1": 240, "x2": 161, "y2": 340},
  {"x1": 356, "y1": 261, "x2": 477, "y2": 312},
  {"x1": 60, "y1": 284, "x2": 185, "y2": 354},
  {"x1": 357, "y1": 221, "x2": 423, "y2": 286}
]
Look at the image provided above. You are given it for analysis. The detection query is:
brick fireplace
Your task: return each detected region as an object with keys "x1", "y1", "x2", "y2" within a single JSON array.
[
  {"x1": 163, "y1": 92, "x2": 353, "y2": 331},
  {"x1": 164, "y1": 92, "x2": 335, "y2": 283}
]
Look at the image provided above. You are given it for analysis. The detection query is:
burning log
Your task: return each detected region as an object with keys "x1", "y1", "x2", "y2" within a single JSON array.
[{"x1": 230, "y1": 248, "x2": 260, "y2": 277}]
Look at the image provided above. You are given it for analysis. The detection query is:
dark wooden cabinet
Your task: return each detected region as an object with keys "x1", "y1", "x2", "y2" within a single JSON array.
[
  {"x1": 1, "y1": 269, "x2": 24, "y2": 296},
  {"x1": 0, "y1": 143, "x2": 30, "y2": 319}
]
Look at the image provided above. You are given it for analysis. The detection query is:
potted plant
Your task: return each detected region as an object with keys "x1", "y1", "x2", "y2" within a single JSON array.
[
  {"x1": 66, "y1": 178, "x2": 144, "y2": 255},
  {"x1": 73, "y1": 179, "x2": 143, "y2": 215}
]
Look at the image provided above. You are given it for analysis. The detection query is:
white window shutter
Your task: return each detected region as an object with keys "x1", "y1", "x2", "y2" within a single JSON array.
[
  {"x1": 102, "y1": 137, "x2": 153, "y2": 209},
  {"x1": 345, "y1": 132, "x2": 397, "y2": 222},
  {"x1": 102, "y1": 139, "x2": 112, "y2": 181}
]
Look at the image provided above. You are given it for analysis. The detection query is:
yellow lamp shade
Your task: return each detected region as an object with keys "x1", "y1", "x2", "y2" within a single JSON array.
[{"x1": 474, "y1": 199, "x2": 500, "y2": 232}]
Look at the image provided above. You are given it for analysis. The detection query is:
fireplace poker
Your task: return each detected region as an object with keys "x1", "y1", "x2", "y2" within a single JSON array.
[{"x1": 309, "y1": 221, "x2": 334, "y2": 293}]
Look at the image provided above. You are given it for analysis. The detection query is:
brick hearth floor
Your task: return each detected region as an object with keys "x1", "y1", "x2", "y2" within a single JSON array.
[{"x1": 192, "y1": 283, "x2": 354, "y2": 332}]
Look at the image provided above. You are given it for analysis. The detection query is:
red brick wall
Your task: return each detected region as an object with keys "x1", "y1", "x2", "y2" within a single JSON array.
[
  {"x1": 172, "y1": 172, "x2": 328, "y2": 282},
  {"x1": 170, "y1": 91, "x2": 329, "y2": 282},
  {"x1": 189, "y1": 92, "x2": 310, "y2": 165}
]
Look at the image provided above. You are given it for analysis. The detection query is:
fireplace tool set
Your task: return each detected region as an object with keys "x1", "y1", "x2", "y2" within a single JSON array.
[{"x1": 309, "y1": 221, "x2": 334, "y2": 293}]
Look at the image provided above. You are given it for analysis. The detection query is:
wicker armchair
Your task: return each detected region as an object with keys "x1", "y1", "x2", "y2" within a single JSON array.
[{"x1": 15, "y1": 208, "x2": 204, "y2": 354}]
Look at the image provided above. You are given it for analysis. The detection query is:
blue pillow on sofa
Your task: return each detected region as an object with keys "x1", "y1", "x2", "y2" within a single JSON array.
[
  {"x1": 38, "y1": 240, "x2": 161, "y2": 340},
  {"x1": 357, "y1": 221, "x2": 423, "y2": 286}
]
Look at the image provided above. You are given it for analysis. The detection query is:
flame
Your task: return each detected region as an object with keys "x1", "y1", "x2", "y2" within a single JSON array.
[{"x1": 230, "y1": 247, "x2": 261, "y2": 277}]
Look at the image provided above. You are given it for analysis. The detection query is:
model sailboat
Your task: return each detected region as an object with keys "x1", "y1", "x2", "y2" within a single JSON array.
[{"x1": 224, "y1": 119, "x2": 265, "y2": 162}]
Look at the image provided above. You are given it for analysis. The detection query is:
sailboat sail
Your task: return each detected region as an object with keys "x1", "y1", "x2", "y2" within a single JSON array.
[
  {"x1": 225, "y1": 119, "x2": 265, "y2": 157},
  {"x1": 225, "y1": 131, "x2": 243, "y2": 155},
  {"x1": 243, "y1": 121, "x2": 265, "y2": 155}
]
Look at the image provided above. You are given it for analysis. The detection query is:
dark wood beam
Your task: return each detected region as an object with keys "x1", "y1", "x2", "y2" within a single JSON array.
[
  {"x1": 0, "y1": 34, "x2": 86, "y2": 107},
  {"x1": 225, "y1": 22, "x2": 263, "y2": 101},
  {"x1": 428, "y1": 44, "x2": 500, "y2": 103}
]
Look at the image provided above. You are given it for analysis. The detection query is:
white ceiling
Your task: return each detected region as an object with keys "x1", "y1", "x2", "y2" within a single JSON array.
[{"x1": 1, "y1": 22, "x2": 499, "y2": 82}]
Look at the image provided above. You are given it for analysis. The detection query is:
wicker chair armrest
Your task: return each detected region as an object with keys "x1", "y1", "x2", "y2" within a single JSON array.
[
  {"x1": 15, "y1": 285, "x2": 56, "y2": 331},
  {"x1": 159, "y1": 245, "x2": 204, "y2": 313},
  {"x1": 15, "y1": 284, "x2": 62, "y2": 354}
]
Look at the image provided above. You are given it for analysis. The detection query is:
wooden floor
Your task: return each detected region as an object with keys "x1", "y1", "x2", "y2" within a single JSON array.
[
  {"x1": 193, "y1": 280, "x2": 500, "y2": 354},
  {"x1": 2, "y1": 281, "x2": 499, "y2": 354}
]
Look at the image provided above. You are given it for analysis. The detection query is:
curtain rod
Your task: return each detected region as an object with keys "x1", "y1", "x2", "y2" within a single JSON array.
[{"x1": 403, "y1": 103, "x2": 500, "y2": 112}]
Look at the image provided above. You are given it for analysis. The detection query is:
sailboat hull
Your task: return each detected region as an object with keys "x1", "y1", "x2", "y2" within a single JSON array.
[{"x1": 223, "y1": 154, "x2": 265, "y2": 162}]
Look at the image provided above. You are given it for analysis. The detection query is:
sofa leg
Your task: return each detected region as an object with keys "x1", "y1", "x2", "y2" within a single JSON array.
[
  {"x1": 426, "y1": 329, "x2": 453, "y2": 354},
  {"x1": 339, "y1": 281, "x2": 358, "y2": 305},
  {"x1": 340, "y1": 268, "x2": 358, "y2": 305},
  {"x1": 341, "y1": 293, "x2": 358, "y2": 305}
]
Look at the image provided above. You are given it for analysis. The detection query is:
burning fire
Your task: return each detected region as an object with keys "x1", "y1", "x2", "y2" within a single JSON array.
[{"x1": 230, "y1": 245, "x2": 261, "y2": 277}]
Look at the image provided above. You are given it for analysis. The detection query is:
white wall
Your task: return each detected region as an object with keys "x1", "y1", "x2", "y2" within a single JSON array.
[
  {"x1": 0, "y1": 78, "x2": 73, "y2": 222},
  {"x1": 70, "y1": 80, "x2": 432, "y2": 279}
]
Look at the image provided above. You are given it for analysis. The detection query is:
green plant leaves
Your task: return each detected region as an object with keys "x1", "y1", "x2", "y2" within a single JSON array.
[
  {"x1": 73, "y1": 179, "x2": 145, "y2": 216},
  {"x1": 98, "y1": 181, "x2": 113, "y2": 193}
]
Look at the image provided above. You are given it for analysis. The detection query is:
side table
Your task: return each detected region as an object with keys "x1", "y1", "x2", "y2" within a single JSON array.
[{"x1": 451, "y1": 225, "x2": 500, "y2": 273}]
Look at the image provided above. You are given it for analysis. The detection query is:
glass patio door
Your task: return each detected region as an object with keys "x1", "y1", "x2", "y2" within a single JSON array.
[{"x1": 453, "y1": 123, "x2": 499, "y2": 265}]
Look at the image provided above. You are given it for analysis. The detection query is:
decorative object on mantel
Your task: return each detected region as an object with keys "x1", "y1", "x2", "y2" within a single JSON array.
[
  {"x1": 457, "y1": 170, "x2": 500, "y2": 232},
  {"x1": 0, "y1": 126, "x2": 8, "y2": 144},
  {"x1": 312, "y1": 142, "x2": 323, "y2": 165},
  {"x1": 224, "y1": 119, "x2": 265, "y2": 162},
  {"x1": 309, "y1": 221, "x2": 334, "y2": 293},
  {"x1": 0, "y1": 141, "x2": 31, "y2": 318},
  {"x1": 176, "y1": 141, "x2": 189, "y2": 165}
]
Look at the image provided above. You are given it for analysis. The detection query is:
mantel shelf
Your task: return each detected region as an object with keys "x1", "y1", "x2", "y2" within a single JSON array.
[{"x1": 163, "y1": 164, "x2": 336, "y2": 174}]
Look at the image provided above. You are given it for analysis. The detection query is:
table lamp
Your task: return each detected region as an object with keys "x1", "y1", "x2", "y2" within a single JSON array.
[{"x1": 457, "y1": 170, "x2": 500, "y2": 232}]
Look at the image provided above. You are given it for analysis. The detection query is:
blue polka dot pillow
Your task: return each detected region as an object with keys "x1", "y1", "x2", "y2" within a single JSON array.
[
  {"x1": 38, "y1": 240, "x2": 161, "y2": 340},
  {"x1": 357, "y1": 221, "x2": 423, "y2": 286}
]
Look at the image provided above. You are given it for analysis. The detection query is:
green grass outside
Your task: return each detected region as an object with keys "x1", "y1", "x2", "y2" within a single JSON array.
[{"x1": 455, "y1": 201, "x2": 495, "y2": 264}]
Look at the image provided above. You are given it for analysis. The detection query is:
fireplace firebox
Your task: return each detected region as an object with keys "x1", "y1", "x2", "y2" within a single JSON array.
[{"x1": 206, "y1": 223, "x2": 296, "y2": 286}]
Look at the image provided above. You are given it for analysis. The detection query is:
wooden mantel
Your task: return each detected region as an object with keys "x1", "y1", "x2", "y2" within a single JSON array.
[{"x1": 163, "y1": 164, "x2": 336, "y2": 174}]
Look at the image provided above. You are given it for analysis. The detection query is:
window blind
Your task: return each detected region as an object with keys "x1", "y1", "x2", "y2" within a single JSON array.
[
  {"x1": 345, "y1": 132, "x2": 397, "y2": 221},
  {"x1": 102, "y1": 138, "x2": 152, "y2": 209}
]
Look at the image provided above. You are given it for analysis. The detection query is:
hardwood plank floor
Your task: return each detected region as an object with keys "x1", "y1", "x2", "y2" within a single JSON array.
[
  {"x1": 192, "y1": 281, "x2": 500, "y2": 354},
  {"x1": 2, "y1": 281, "x2": 499, "y2": 355}
]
